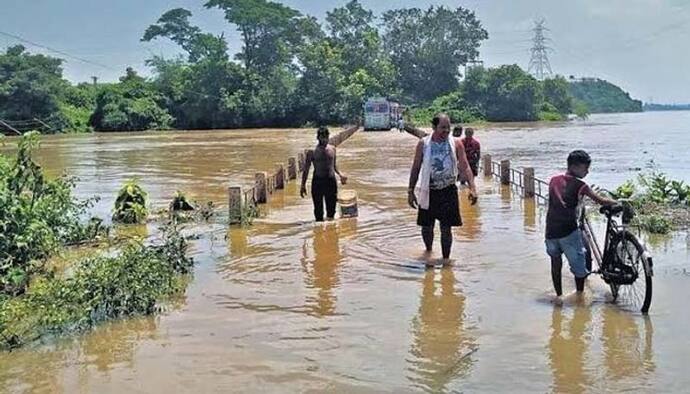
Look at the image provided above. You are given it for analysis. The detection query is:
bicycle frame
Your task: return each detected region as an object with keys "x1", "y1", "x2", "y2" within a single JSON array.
[
  {"x1": 581, "y1": 209, "x2": 619, "y2": 272},
  {"x1": 582, "y1": 205, "x2": 654, "y2": 278}
]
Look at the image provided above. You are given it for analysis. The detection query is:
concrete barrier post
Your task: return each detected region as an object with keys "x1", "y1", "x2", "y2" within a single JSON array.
[
  {"x1": 483, "y1": 154, "x2": 493, "y2": 176},
  {"x1": 275, "y1": 163, "x2": 285, "y2": 190},
  {"x1": 288, "y1": 157, "x2": 297, "y2": 180},
  {"x1": 500, "y1": 160, "x2": 511, "y2": 185},
  {"x1": 524, "y1": 167, "x2": 536, "y2": 198},
  {"x1": 298, "y1": 152, "x2": 305, "y2": 173},
  {"x1": 255, "y1": 172, "x2": 268, "y2": 203},
  {"x1": 228, "y1": 186, "x2": 243, "y2": 224}
]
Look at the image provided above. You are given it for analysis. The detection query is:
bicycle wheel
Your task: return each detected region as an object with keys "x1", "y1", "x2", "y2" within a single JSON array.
[{"x1": 609, "y1": 230, "x2": 653, "y2": 314}]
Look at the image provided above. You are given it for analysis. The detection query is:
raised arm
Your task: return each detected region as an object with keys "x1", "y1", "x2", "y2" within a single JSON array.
[
  {"x1": 407, "y1": 140, "x2": 424, "y2": 208},
  {"x1": 456, "y1": 139, "x2": 478, "y2": 201},
  {"x1": 300, "y1": 150, "x2": 313, "y2": 198},
  {"x1": 403, "y1": 124, "x2": 428, "y2": 139}
]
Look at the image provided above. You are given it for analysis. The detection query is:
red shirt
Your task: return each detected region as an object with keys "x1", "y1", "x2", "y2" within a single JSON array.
[
  {"x1": 546, "y1": 174, "x2": 591, "y2": 239},
  {"x1": 461, "y1": 137, "x2": 481, "y2": 164}
]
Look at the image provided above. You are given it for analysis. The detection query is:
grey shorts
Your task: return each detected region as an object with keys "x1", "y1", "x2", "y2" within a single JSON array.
[{"x1": 545, "y1": 229, "x2": 589, "y2": 278}]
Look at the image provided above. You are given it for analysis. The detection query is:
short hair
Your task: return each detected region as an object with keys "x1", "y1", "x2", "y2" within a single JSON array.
[
  {"x1": 465, "y1": 127, "x2": 475, "y2": 134},
  {"x1": 453, "y1": 126, "x2": 463, "y2": 133},
  {"x1": 317, "y1": 126, "x2": 329, "y2": 137},
  {"x1": 432, "y1": 113, "x2": 449, "y2": 127},
  {"x1": 567, "y1": 150, "x2": 591, "y2": 167}
]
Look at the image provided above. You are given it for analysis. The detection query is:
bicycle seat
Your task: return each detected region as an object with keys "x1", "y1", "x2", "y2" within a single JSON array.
[{"x1": 599, "y1": 204, "x2": 624, "y2": 216}]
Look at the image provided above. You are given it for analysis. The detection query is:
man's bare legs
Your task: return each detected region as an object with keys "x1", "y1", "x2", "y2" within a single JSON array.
[
  {"x1": 551, "y1": 256, "x2": 563, "y2": 297},
  {"x1": 440, "y1": 226, "x2": 452, "y2": 260},
  {"x1": 551, "y1": 255, "x2": 585, "y2": 298},
  {"x1": 422, "y1": 225, "x2": 452, "y2": 262},
  {"x1": 422, "y1": 226, "x2": 434, "y2": 252}
]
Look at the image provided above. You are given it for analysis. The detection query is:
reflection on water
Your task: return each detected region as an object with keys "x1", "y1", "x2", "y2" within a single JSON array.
[
  {"x1": 302, "y1": 224, "x2": 343, "y2": 317},
  {"x1": 408, "y1": 268, "x2": 475, "y2": 393},
  {"x1": 548, "y1": 305, "x2": 656, "y2": 393},
  {"x1": 0, "y1": 113, "x2": 689, "y2": 392},
  {"x1": 548, "y1": 306, "x2": 592, "y2": 394},
  {"x1": 601, "y1": 307, "x2": 655, "y2": 385}
]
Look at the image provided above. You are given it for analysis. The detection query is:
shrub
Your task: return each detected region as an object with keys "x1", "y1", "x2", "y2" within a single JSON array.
[
  {"x1": 0, "y1": 132, "x2": 104, "y2": 295},
  {"x1": 113, "y1": 179, "x2": 148, "y2": 224},
  {"x1": 634, "y1": 214, "x2": 672, "y2": 235},
  {"x1": 170, "y1": 190, "x2": 194, "y2": 211},
  {"x1": 0, "y1": 224, "x2": 193, "y2": 350}
]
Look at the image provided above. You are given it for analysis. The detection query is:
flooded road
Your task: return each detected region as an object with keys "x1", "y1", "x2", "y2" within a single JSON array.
[{"x1": 1, "y1": 111, "x2": 690, "y2": 393}]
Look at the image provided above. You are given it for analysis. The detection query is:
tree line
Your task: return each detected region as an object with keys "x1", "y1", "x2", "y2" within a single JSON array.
[{"x1": 0, "y1": 0, "x2": 637, "y2": 133}]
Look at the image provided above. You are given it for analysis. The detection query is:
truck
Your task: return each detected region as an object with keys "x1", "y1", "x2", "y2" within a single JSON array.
[{"x1": 363, "y1": 97, "x2": 403, "y2": 131}]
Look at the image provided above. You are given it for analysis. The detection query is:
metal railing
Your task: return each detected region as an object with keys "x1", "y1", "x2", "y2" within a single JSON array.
[{"x1": 483, "y1": 157, "x2": 549, "y2": 204}]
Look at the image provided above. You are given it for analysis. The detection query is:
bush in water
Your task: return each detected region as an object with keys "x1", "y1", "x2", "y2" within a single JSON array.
[
  {"x1": 0, "y1": 132, "x2": 105, "y2": 295},
  {"x1": 113, "y1": 179, "x2": 148, "y2": 224},
  {"x1": 0, "y1": 223, "x2": 193, "y2": 350}
]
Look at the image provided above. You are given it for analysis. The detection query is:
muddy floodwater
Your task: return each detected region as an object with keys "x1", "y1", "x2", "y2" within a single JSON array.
[{"x1": 1, "y1": 111, "x2": 690, "y2": 393}]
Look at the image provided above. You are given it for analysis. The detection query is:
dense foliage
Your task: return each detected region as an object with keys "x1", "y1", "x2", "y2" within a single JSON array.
[
  {"x1": 89, "y1": 68, "x2": 173, "y2": 131},
  {"x1": 0, "y1": 132, "x2": 104, "y2": 295},
  {"x1": 569, "y1": 78, "x2": 642, "y2": 114},
  {"x1": 0, "y1": 1, "x2": 643, "y2": 131},
  {"x1": 607, "y1": 172, "x2": 690, "y2": 234},
  {"x1": 0, "y1": 224, "x2": 193, "y2": 350},
  {"x1": 410, "y1": 66, "x2": 573, "y2": 123}
]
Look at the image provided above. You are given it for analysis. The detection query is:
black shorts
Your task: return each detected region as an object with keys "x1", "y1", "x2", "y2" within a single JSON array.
[{"x1": 417, "y1": 184, "x2": 462, "y2": 227}]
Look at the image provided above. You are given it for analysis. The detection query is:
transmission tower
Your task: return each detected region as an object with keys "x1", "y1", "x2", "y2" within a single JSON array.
[{"x1": 528, "y1": 19, "x2": 553, "y2": 80}]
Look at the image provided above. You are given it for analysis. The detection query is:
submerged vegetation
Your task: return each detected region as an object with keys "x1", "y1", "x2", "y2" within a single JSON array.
[
  {"x1": 607, "y1": 172, "x2": 690, "y2": 234},
  {"x1": 113, "y1": 179, "x2": 148, "y2": 224},
  {"x1": 0, "y1": 132, "x2": 106, "y2": 295},
  {"x1": 0, "y1": 134, "x2": 195, "y2": 350},
  {"x1": 0, "y1": 224, "x2": 193, "y2": 350}
]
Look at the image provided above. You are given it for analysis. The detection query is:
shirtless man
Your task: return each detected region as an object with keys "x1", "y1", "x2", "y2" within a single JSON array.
[{"x1": 301, "y1": 126, "x2": 350, "y2": 222}]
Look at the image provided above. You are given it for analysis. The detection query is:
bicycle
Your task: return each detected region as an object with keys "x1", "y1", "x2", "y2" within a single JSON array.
[{"x1": 580, "y1": 202, "x2": 654, "y2": 314}]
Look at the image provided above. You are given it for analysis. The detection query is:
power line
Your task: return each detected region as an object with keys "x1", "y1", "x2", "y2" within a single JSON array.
[
  {"x1": 528, "y1": 18, "x2": 553, "y2": 80},
  {"x1": 0, "y1": 30, "x2": 118, "y2": 71}
]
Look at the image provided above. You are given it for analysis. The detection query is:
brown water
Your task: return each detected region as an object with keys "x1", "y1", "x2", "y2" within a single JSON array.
[{"x1": 1, "y1": 112, "x2": 690, "y2": 393}]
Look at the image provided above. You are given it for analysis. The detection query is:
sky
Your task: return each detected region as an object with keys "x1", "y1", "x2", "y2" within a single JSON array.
[{"x1": 2, "y1": 0, "x2": 690, "y2": 103}]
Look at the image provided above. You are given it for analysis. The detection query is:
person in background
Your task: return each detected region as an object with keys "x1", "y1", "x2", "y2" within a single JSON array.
[
  {"x1": 452, "y1": 125, "x2": 463, "y2": 138},
  {"x1": 461, "y1": 127, "x2": 481, "y2": 179},
  {"x1": 301, "y1": 126, "x2": 349, "y2": 222}
]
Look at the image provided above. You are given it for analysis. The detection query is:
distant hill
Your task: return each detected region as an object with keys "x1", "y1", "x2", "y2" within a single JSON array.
[
  {"x1": 568, "y1": 78, "x2": 642, "y2": 114},
  {"x1": 643, "y1": 103, "x2": 690, "y2": 111}
]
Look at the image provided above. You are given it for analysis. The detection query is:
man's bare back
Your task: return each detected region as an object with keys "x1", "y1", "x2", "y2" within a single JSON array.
[{"x1": 310, "y1": 144, "x2": 337, "y2": 179}]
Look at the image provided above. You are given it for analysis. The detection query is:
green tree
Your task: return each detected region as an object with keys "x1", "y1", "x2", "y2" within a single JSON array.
[
  {"x1": 294, "y1": 40, "x2": 345, "y2": 124},
  {"x1": 90, "y1": 68, "x2": 173, "y2": 131},
  {"x1": 568, "y1": 78, "x2": 642, "y2": 113},
  {"x1": 204, "y1": 0, "x2": 310, "y2": 73},
  {"x1": 326, "y1": 1, "x2": 378, "y2": 74},
  {"x1": 142, "y1": 8, "x2": 228, "y2": 63},
  {"x1": 0, "y1": 45, "x2": 67, "y2": 125},
  {"x1": 483, "y1": 65, "x2": 540, "y2": 121},
  {"x1": 382, "y1": 6, "x2": 488, "y2": 103},
  {"x1": 459, "y1": 65, "x2": 541, "y2": 122},
  {"x1": 542, "y1": 76, "x2": 572, "y2": 115}
]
